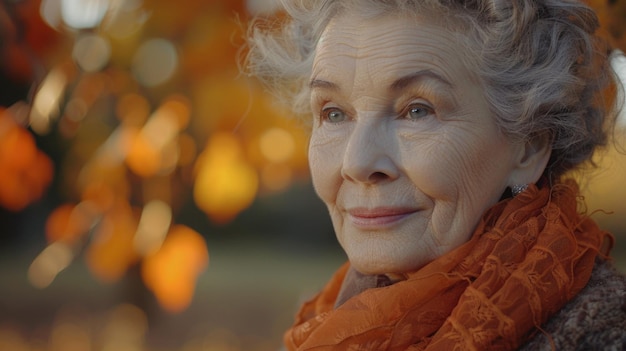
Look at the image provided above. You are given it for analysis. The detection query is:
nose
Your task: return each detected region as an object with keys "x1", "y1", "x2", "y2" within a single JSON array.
[{"x1": 341, "y1": 121, "x2": 400, "y2": 184}]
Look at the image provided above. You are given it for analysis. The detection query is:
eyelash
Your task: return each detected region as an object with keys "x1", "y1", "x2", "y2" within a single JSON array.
[
  {"x1": 317, "y1": 100, "x2": 435, "y2": 124},
  {"x1": 319, "y1": 106, "x2": 349, "y2": 124},
  {"x1": 400, "y1": 101, "x2": 435, "y2": 120}
]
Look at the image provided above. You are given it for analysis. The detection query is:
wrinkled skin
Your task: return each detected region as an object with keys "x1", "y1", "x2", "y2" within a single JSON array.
[{"x1": 308, "y1": 13, "x2": 547, "y2": 275}]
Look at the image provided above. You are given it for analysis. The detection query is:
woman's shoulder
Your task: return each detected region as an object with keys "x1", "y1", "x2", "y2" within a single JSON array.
[{"x1": 520, "y1": 259, "x2": 626, "y2": 350}]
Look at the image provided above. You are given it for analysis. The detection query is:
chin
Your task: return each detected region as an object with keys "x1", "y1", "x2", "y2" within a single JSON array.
[{"x1": 348, "y1": 254, "x2": 424, "y2": 276}]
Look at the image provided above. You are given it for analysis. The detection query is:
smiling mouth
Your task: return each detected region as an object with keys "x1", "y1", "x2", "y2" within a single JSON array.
[{"x1": 347, "y1": 207, "x2": 419, "y2": 229}]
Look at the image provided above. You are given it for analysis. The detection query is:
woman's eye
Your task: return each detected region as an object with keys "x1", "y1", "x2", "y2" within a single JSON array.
[
  {"x1": 321, "y1": 107, "x2": 347, "y2": 123},
  {"x1": 405, "y1": 103, "x2": 433, "y2": 120}
]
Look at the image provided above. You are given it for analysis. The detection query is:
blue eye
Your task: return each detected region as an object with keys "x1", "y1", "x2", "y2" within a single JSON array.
[
  {"x1": 406, "y1": 103, "x2": 433, "y2": 120},
  {"x1": 322, "y1": 108, "x2": 347, "y2": 123}
]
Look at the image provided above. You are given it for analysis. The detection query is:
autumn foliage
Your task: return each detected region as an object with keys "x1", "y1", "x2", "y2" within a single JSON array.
[
  {"x1": 1, "y1": 0, "x2": 311, "y2": 314},
  {"x1": 0, "y1": 108, "x2": 53, "y2": 211}
]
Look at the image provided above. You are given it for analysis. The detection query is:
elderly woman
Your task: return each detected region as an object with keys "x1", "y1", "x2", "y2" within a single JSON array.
[{"x1": 246, "y1": 0, "x2": 626, "y2": 349}]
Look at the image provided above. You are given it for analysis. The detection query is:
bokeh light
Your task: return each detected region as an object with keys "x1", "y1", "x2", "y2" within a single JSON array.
[
  {"x1": 134, "y1": 200, "x2": 172, "y2": 256},
  {"x1": 100, "y1": 304, "x2": 148, "y2": 351},
  {"x1": 30, "y1": 67, "x2": 68, "y2": 135},
  {"x1": 132, "y1": 38, "x2": 178, "y2": 87},
  {"x1": 86, "y1": 202, "x2": 140, "y2": 283},
  {"x1": 194, "y1": 132, "x2": 259, "y2": 224},
  {"x1": 48, "y1": 320, "x2": 92, "y2": 351},
  {"x1": 142, "y1": 225, "x2": 208, "y2": 313},
  {"x1": 0, "y1": 108, "x2": 54, "y2": 211},
  {"x1": 28, "y1": 242, "x2": 74, "y2": 288},
  {"x1": 45, "y1": 202, "x2": 99, "y2": 244},
  {"x1": 72, "y1": 34, "x2": 111, "y2": 72},
  {"x1": 0, "y1": 327, "x2": 30, "y2": 351},
  {"x1": 259, "y1": 127, "x2": 296, "y2": 163},
  {"x1": 61, "y1": 0, "x2": 109, "y2": 29}
]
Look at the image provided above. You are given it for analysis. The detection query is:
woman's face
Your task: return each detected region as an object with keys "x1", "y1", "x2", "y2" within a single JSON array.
[{"x1": 308, "y1": 13, "x2": 523, "y2": 275}]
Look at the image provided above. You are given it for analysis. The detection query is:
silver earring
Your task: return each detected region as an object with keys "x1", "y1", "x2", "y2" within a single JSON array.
[{"x1": 511, "y1": 184, "x2": 528, "y2": 196}]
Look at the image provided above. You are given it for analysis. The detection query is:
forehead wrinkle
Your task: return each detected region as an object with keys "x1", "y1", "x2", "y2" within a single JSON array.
[
  {"x1": 390, "y1": 70, "x2": 454, "y2": 92},
  {"x1": 311, "y1": 33, "x2": 358, "y2": 91},
  {"x1": 355, "y1": 38, "x2": 467, "y2": 89},
  {"x1": 311, "y1": 13, "x2": 478, "y2": 103}
]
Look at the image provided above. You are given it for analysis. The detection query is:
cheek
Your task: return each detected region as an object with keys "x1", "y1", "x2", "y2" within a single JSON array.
[
  {"x1": 308, "y1": 132, "x2": 344, "y2": 203},
  {"x1": 421, "y1": 129, "x2": 509, "y2": 196},
  {"x1": 405, "y1": 132, "x2": 511, "y2": 237},
  {"x1": 399, "y1": 133, "x2": 463, "y2": 201}
]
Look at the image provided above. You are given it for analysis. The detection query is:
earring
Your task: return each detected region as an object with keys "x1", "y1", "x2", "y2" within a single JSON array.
[{"x1": 511, "y1": 184, "x2": 528, "y2": 196}]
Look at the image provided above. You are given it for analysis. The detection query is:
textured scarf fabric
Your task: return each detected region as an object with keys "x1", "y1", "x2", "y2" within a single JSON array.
[{"x1": 284, "y1": 180, "x2": 613, "y2": 350}]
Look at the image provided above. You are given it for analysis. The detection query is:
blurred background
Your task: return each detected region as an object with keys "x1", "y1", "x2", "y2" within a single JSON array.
[{"x1": 0, "y1": 0, "x2": 624, "y2": 350}]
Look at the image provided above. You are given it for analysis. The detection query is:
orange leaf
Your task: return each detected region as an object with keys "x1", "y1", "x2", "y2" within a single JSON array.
[
  {"x1": 0, "y1": 171, "x2": 30, "y2": 212},
  {"x1": 46, "y1": 204, "x2": 86, "y2": 244},
  {"x1": 86, "y1": 205, "x2": 139, "y2": 283},
  {"x1": 142, "y1": 225, "x2": 208, "y2": 313},
  {"x1": 0, "y1": 124, "x2": 37, "y2": 171}
]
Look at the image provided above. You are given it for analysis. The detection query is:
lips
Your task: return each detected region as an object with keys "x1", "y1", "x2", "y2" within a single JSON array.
[{"x1": 347, "y1": 207, "x2": 419, "y2": 229}]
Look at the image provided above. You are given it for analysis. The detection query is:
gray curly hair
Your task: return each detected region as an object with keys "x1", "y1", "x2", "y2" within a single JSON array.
[{"x1": 244, "y1": 0, "x2": 620, "y2": 178}]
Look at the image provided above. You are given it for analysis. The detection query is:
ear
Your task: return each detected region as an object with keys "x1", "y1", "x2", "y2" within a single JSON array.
[{"x1": 507, "y1": 134, "x2": 552, "y2": 187}]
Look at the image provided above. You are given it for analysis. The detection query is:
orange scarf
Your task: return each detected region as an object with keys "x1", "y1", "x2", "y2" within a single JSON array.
[{"x1": 284, "y1": 180, "x2": 613, "y2": 350}]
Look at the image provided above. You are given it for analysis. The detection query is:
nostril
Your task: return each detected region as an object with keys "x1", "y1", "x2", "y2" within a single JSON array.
[{"x1": 369, "y1": 171, "x2": 389, "y2": 182}]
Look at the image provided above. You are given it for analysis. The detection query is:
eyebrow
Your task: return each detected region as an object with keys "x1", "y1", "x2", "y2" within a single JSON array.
[
  {"x1": 390, "y1": 70, "x2": 453, "y2": 91},
  {"x1": 309, "y1": 79, "x2": 339, "y2": 91},
  {"x1": 309, "y1": 69, "x2": 453, "y2": 92}
]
